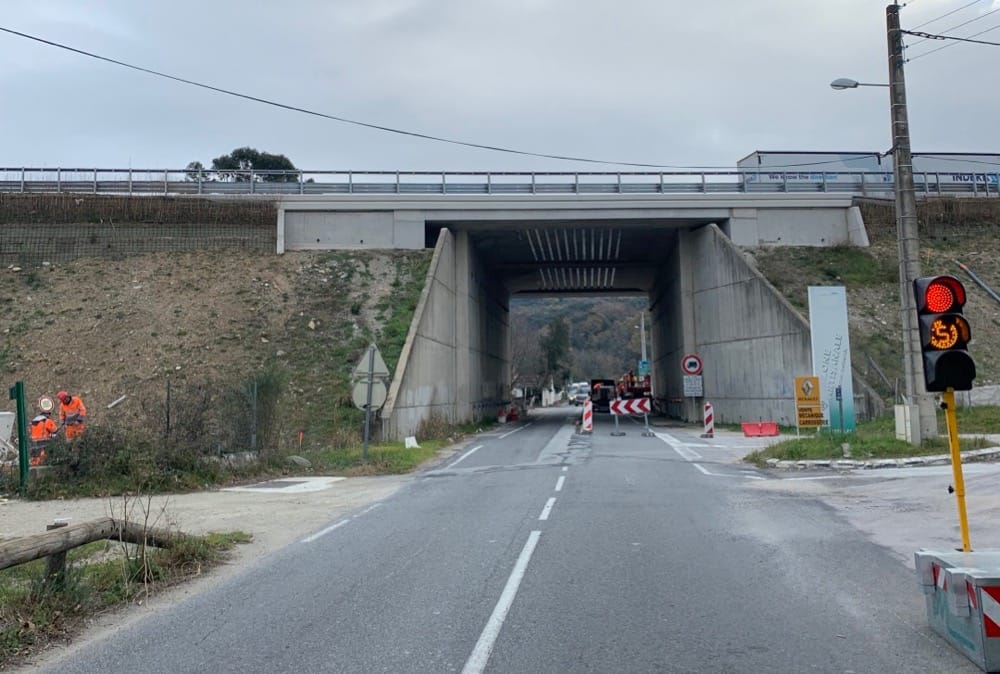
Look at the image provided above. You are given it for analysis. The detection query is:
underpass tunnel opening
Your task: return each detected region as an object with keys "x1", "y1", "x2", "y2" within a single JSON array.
[{"x1": 425, "y1": 218, "x2": 722, "y2": 420}]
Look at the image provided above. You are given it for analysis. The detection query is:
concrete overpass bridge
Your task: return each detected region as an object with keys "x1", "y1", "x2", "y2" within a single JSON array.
[{"x1": 271, "y1": 189, "x2": 875, "y2": 439}]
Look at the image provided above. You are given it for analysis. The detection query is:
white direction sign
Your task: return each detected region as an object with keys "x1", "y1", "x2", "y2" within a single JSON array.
[
  {"x1": 352, "y1": 380, "x2": 387, "y2": 410},
  {"x1": 353, "y1": 344, "x2": 391, "y2": 380}
]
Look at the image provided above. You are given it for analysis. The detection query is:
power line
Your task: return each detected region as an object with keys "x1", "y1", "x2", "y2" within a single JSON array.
[
  {"x1": 0, "y1": 25, "x2": 701, "y2": 170},
  {"x1": 904, "y1": 28, "x2": 1000, "y2": 46},
  {"x1": 0, "y1": 27, "x2": 950, "y2": 173},
  {"x1": 906, "y1": 5, "x2": 1000, "y2": 47},
  {"x1": 911, "y1": 0, "x2": 984, "y2": 30},
  {"x1": 911, "y1": 154, "x2": 1000, "y2": 168},
  {"x1": 907, "y1": 21, "x2": 1000, "y2": 60}
]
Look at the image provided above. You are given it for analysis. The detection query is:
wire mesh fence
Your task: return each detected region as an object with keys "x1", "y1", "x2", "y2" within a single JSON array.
[{"x1": 0, "y1": 194, "x2": 276, "y2": 265}]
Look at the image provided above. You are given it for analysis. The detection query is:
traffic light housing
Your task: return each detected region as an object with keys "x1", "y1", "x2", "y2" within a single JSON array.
[{"x1": 913, "y1": 275, "x2": 976, "y2": 392}]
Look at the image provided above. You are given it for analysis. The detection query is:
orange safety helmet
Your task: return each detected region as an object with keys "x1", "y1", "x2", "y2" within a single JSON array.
[{"x1": 57, "y1": 391, "x2": 71, "y2": 404}]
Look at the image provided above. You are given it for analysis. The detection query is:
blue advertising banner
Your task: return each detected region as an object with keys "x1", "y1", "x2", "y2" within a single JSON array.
[{"x1": 808, "y1": 286, "x2": 856, "y2": 432}]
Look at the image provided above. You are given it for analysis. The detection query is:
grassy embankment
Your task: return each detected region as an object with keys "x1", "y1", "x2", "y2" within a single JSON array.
[{"x1": 745, "y1": 405, "x2": 1000, "y2": 465}]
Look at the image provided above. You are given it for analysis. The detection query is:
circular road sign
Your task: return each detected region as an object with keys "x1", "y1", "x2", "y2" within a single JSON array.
[
  {"x1": 352, "y1": 380, "x2": 388, "y2": 410},
  {"x1": 38, "y1": 395, "x2": 55, "y2": 413},
  {"x1": 681, "y1": 354, "x2": 703, "y2": 376}
]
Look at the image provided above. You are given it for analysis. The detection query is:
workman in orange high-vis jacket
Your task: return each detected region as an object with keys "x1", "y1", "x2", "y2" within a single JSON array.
[
  {"x1": 57, "y1": 390, "x2": 87, "y2": 440},
  {"x1": 29, "y1": 410, "x2": 58, "y2": 465},
  {"x1": 30, "y1": 410, "x2": 57, "y2": 442}
]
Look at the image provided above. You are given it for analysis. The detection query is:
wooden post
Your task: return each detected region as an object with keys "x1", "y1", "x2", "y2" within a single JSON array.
[{"x1": 44, "y1": 520, "x2": 69, "y2": 590}]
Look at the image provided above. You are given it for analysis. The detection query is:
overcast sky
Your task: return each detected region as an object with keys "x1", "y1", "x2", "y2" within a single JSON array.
[{"x1": 0, "y1": 0, "x2": 998, "y2": 172}]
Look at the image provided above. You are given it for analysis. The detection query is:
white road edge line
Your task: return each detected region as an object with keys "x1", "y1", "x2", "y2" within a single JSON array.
[
  {"x1": 449, "y1": 445, "x2": 484, "y2": 469},
  {"x1": 655, "y1": 432, "x2": 702, "y2": 461},
  {"x1": 692, "y1": 463, "x2": 713, "y2": 476},
  {"x1": 499, "y1": 422, "x2": 533, "y2": 439},
  {"x1": 356, "y1": 503, "x2": 383, "y2": 517},
  {"x1": 555, "y1": 476, "x2": 565, "y2": 492},
  {"x1": 538, "y1": 497, "x2": 557, "y2": 520},
  {"x1": 462, "y1": 531, "x2": 542, "y2": 674},
  {"x1": 300, "y1": 519, "x2": 349, "y2": 544}
]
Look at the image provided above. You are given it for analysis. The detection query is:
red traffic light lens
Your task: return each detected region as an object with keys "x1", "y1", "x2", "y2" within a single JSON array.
[
  {"x1": 925, "y1": 283, "x2": 955, "y2": 312},
  {"x1": 923, "y1": 277, "x2": 965, "y2": 313}
]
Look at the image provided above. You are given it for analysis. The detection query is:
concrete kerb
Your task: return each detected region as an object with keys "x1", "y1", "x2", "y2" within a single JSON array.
[{"x1": 765, "y1": 446, "x2": 1000, "y2": 471}]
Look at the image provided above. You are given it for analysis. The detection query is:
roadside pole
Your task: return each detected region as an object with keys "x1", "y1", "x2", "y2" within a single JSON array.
[
  {"x1": 942, "y1": 387, "x2": 971, "y2": 552},
  {"x1": 9, "y1": 381, "x2": 28, "y2": 495},
  {"x1": 362, "y1": 345, "x2": 374, "y2": 463}
]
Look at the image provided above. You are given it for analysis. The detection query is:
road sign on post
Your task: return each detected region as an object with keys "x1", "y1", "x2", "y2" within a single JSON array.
[
  {"x1": 681, "y1": 354, "x2": 703, "y2": 376},
  {"x1": 351, "y1": 344, "x2": 391, "y2": 463},
  {"x1": 353, "y1": 346, "x2": 390, "y2": 380}
]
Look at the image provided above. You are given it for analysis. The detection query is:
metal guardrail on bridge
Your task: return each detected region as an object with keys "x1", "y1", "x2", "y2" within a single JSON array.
[{"x1": 0, "y1": 168, "x2": 998, "y2": 198}]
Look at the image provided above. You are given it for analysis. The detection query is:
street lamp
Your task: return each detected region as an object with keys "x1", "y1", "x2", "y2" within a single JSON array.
[
  {"x1": 828, "y1": 4, "x2": 938, "y2": 444},
  {"x1": 829, "y1": 78, "x2": 889, "y2": 90}
]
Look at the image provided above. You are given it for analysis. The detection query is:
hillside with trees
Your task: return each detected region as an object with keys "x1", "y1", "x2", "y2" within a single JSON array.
[{"x1": 511, "y1": 296, "x2": 647, "y2": 390}]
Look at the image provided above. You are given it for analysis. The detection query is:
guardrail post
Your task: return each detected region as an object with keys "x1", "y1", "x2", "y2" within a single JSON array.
[
  {"x1": 973, "y1": 175, "x2": 979, "y2": 197},
  {"x1": 575, "y1": 173, "x2": 579, "y2": 194},
  {"x1": 659, "y1": 173, "x2": 664, "y2": 194},
  {"x1": 128, "y1": 168, "x2": 133, "y2": 195},
  {"x1": 782, "y1": 172, "x2": 788, "y2": 192},
  {"x1": 531, "y1": 173, "x2": 535, "y2": 194},
  {"x1": 487, "y1": 173, "x2": 492, "y2": 194},
  {"x1": 617, "y1": 173, "x2": 622, "y2": 193},
  {"x1": 860, "y1": 172, "x2": 866, "y2": 197},
  {"x1": 163, "y1": 170, "x2": 168, "y2": 195},
  {"x1": 20, "y1": 168, "x2": 25, "y2": 193},
  {"x1": 348, "y1": 172, "x2": 353, "y2": 194},
  {"x1": 821, "y1": 172, "x2": 827, "y2": 192},
  {"x1": 299, "y1": 171, "x2": 305, "y2": 194},
  {"x1": 442, "y1": 172, "x2": 447, "y2": 194},
  {"x1": 56, "y1": 168, "x2": 61, "y2": 193},
  {"x1": 395, "y1": 171, "x2": 400, "y2": 194},
  {"x1": 44, "y1": 521, "x2": 69, "y2": 590},
  {"x1": 198, "y1": 167, "x2": 204, "y2": 195},
  {"x1": 250, "y1": 171, "x2": 255, "y2": 194},
  {"x1": 701, "y1": 173, "x2": 707, "y2": 193}
]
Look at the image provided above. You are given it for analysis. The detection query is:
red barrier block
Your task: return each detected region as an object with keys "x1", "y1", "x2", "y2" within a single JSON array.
[{"x1": 742, "y1": 422, "x2": 780, "y2": 437}]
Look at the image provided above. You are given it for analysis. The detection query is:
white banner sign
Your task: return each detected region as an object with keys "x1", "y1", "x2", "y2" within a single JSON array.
[{"x1": 808, "y1": 286, "x2": 856, "y2": 432}]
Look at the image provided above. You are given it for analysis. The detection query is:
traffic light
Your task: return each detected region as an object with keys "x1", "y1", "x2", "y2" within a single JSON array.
[{"x1": 912, "y1": 275, "x2": 976, "y2": 392}]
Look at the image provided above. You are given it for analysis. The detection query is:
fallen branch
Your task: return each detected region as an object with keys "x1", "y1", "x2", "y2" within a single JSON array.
[{"x1": 0, "y1": 517, "x2": 181, "y2": 571}]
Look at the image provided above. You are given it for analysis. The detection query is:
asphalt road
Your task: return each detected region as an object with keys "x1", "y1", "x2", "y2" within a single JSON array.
[{"x1": 39, "y1": 407, "x2": 978, "y2": 673}]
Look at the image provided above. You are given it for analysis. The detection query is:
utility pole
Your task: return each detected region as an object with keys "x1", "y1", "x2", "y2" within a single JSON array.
[
  {"x1": 887, "y1": 2, "x2": 937, "y2": 443},
  {"x1": 639, "y1": 312, "x2": 647, "y2": 362}
]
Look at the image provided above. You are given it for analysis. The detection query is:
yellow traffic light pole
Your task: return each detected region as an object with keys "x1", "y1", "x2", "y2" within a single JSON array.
[{"x1": 942, "y1": 387, "x2": 972, "y2": 552}]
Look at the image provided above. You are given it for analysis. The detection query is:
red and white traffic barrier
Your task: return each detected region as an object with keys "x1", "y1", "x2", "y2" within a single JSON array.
[
  {"x1": 701, "y1": 402, "x2": 714, "y2": 438},
  {"x1": 609, "y1": 398, "x2": 651, "y2": 415},
  {"x1": 581, "y1": 399, "x2": 593, "y2": 433}
]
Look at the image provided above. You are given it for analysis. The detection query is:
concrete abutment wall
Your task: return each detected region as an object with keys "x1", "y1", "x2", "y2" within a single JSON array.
[
  {"x1": 650, "y1": 223, "x2": 881, "y2": 426},
  {"x1": 381, "y1": 229, "x2": 510, "y2": 439}
]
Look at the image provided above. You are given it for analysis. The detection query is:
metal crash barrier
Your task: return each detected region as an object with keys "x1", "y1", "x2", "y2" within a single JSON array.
[{"x1": 915, "y1": 550, "x2": 1000, "y2": 672}]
